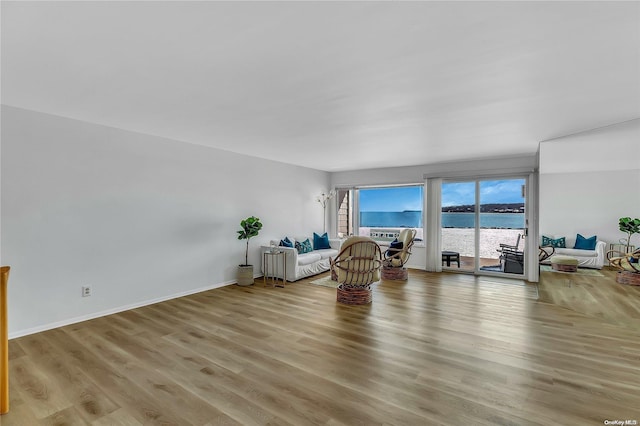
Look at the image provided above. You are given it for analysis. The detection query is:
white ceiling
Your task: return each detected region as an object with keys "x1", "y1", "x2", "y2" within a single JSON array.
[{"x1": 2, "y1": 1, "x2": 639, "y2": 172}]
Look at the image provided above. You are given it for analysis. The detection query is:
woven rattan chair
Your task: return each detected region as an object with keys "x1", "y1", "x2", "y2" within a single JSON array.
[
  {"x1": 381, "y1": 229, "x2": 416, "y2": 280},
  {"x1": 383, "y1": 229, "x2": 416, "y2": 267},
  {"x1": 609, "y1": 248, "x2": 640, "y2": 285},
  {"x1": 331, "y1": 236, "x2": 382, "y2": 305}
]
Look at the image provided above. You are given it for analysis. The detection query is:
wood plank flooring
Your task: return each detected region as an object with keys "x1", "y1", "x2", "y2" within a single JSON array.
[
  {"x1": 3, "y1": 268, "x2": 640, "y2": 425},
  {"x1": 538, "y1": 267, "x2": 640, "y2": 332}
]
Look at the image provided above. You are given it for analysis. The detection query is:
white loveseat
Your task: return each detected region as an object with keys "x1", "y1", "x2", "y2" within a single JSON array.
[
  {"x1": 261, "y1": 236, "x2": 341, "y2": 282},
  {"x1": 540, "y1": 238, "x2": 607, "y2": 269}
]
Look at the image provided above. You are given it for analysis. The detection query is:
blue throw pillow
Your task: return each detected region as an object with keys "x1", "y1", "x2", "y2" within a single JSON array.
[
  {"x1": 542, "y1": 235, "x2": 566, "y2": 248},
  {"x1": 295, "y1": 239, "x2": 313, "y2": 254},
  {"x1": 313, "y1": 232, "x2": 331, "y2": 250},
  {"x1": 574, "y1": 234, "x2": 597, "y2": 250},
  {"x1": 279, "y1": 237, "x2": 293, "y2": 248},
  {"x1": 386, "y1": 238, "x2": 403, "y2": 257}
]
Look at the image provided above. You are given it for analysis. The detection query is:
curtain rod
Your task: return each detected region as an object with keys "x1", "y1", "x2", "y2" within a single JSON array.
[{"x1": 423, "y1": 167, "x2": 536, "y2": 180}]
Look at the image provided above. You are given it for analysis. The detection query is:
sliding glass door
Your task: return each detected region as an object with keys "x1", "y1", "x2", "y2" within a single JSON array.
[
  {"x1": 441, "y1": 177, "x2": 527, "y2": 275},
  {"x1": 441, "y1": 181, "x2": 476, "y2": 271},
  {"x1": 478, "y1": 179, "x2": 526, "y2": 275}
]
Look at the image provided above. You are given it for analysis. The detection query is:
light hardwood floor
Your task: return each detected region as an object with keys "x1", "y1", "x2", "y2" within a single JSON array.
[{"x1": 3, "y1": 268, "x2": 640, "y2": 425}]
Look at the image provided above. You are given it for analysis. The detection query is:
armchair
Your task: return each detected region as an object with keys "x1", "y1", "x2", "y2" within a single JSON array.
[
  {"x1": 331, "y1": 236, "x2": 382, "y2": 305},
  {"x1": 609, "y1": 248, "x2": 640, "y2": 285},
  {"x1": 498, "y1": 234, "x2": 521, "y2": 254},
  {"x1": 382, "y1": 229, "x2": 416, "y2": 280},
  {"x1": 501, "y1": 247, "x2": 524, "y2": 274}
]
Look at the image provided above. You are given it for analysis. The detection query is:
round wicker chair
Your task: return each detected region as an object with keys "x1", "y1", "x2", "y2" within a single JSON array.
[
  {"x1": 609, "y1": 248, "x2": 640, "y2": 285},
  {"x1": 330, "y1": 236, "x2": 382, "y2": 305},
  {"x1": 381, "y1": 229, "x2": 416, "y2": 280}
]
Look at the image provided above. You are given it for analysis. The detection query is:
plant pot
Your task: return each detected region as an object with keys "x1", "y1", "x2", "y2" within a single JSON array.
[{"x1": 237, "y1": 265, "x2": 254, "y2": 286}]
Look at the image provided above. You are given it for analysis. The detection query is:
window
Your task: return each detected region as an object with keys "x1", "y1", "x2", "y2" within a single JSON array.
[{"x1": 338, "y1": 185, "x2": 424, "y2": 242}]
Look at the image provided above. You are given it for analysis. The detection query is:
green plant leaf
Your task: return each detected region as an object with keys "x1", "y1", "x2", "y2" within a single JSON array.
[
  {"x1": 619, "y1": 217, "x2": 640, "y2": 246},
  {"x1": 238, "y1": 216, "x2": 263, "y2": 266}
]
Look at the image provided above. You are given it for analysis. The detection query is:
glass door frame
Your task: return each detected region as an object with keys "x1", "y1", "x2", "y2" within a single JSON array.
[
  {"x1": 440, "y1": 179, "x2": 478, "y2": 273},
  {"x1": 441, "y1": 175, "x2": 529, "y2": 277}
]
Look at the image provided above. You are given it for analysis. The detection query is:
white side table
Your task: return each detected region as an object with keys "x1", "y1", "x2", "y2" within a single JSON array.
[{"x1": 263, "y1": 250, "x2": 286, "y2": 287}]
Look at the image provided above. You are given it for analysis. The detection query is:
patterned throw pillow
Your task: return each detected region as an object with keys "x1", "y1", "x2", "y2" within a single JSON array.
[
  {"x1": 295, "y1": 238, "x2": 313, "y2": 254},
  {"x1": 279, "y1": 237, "x2": 294, "y2": 248},
  {"x1": 542, "y1": 235, "x2": 566, "y2": 248}
]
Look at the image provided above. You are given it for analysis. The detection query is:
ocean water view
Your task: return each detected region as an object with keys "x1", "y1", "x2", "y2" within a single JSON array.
[
  {"x1": 360, "y1": 211, "x2": 524, "y2": 229},
  {"x1": 360, "y1": 211, "x2": 422, "y2": 228},
  {"x1": 443, "y1": 212, "x2": 524, "y2": 229}
]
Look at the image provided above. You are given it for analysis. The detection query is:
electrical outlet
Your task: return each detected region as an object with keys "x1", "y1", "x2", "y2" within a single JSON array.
[{"x1": 82, "y1": 286, "x2": 92, "y2": 297}]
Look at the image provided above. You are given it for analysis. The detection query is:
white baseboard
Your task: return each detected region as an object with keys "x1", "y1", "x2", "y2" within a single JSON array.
[{"x1": 9, "y1": 280, "x2": 236, "y2": 339}]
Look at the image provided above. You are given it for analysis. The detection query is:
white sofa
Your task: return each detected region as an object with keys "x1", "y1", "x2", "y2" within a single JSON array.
[
  {"x1": 261, "y1": 236, "x2": 341, "y2": 282},
  {"x1": 540, "y1": 239, "x2": 607, "y2": 269}
]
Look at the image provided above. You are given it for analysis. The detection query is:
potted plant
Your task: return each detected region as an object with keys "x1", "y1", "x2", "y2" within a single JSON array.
[
  {"x1": 237, "y1": 216, "x2": 263, "y2": 286},
  {"x1": 619, "y1": 217, "x2": 640, "y2": 254}
]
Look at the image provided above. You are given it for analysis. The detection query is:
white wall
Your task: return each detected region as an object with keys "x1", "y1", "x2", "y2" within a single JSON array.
[
  {"x1": 1, "y1": 106, "x2": 330, "y2": 337},
  {"x1": 539, "y1": 119, "x2": 640, "y2": 247}
]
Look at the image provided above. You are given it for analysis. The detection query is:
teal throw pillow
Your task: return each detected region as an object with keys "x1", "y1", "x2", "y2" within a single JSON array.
[
  {"x1": 295, "y1": 239, "x2": 313, "y2": 254},
  {"x1": 279, "y1": 237, "x2": 293, "y2": 248},
  {"x1": 574, "y1": 234, "x2": 597, "y2": 250},
  {"x1": 542, "y1": 235, "x2": 566, "y2": 248},
  {"x1": 313, "y1": 232, "x2": 331, "y2": 250}
]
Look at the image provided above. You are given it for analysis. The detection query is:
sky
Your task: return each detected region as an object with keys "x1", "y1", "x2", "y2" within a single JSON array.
[
  {"x1": 441, "y1": 179, "x2": 525, "y2": 207},
  {"x1": 359, "y1": 180, "x2": 525, "y2": 211},
  {"x1": 360, "y1": 186, "x2": 423, "y2": 212}
]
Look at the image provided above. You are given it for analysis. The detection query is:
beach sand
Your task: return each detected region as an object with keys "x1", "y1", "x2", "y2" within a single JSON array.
[
  {"x1": 359, "y1": 227, "x2": 523, "y2": 260},
  {"x1": 442, "y1": 228, "x2": 523, "y2": 260}
]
